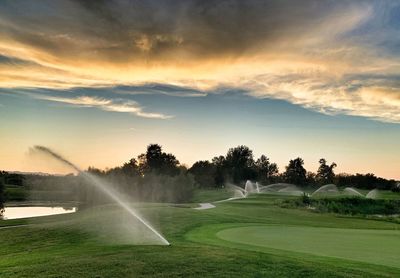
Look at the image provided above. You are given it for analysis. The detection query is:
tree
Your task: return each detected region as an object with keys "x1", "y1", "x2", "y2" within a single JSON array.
[
  {"x1": 5, "y1": 173, "x2": 24, "y2": 186},
  {"x1": 0, "y1": 178, "x2": 4, "y2": 216},
  {"x1": 316, "y1": 158, "x2": 337, "y2": 184},
  {"x1": 284, "y1": 157, "x2": 307, "y2": 185},
  {"x1": 301, "y1": 192, "x2": 311, "y2": 206},
  {"x1": 335, "y1": 173, "x2": 396, "y2": 190},
  {"x1": 0, "y1": 171, "x2": 24, "y2": 186},
  {"x1": 212, "y1": 155, "x2": 226, "y2": 186},
  {"x1": 87, "y1": 166, "x2": 104, "y2": 176},
  {"x1": 224, "y1": 145, "x2": 256, "y2": 184},
  {"x1": 189, "y1": 160, "x2": 216, "y2": 188},
  {"x1": 255, "y1": 155, "x2": 278, "y2": 183},
  {"x1": 306, "y1": 171, "x2": 317, "y2": 186},
  {"x1": 138, "y1": 144, "x2": 180, "y2": 176},
  {"x1": 121, "y1": 158, "x2": 140, "y2": 177}
]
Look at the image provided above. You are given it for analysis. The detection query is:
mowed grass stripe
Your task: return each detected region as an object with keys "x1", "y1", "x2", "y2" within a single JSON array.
[{"x1": 217, "y1": 225, "x2": 400, "y2": 268}]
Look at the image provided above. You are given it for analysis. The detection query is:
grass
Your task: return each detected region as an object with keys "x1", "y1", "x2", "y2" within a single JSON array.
[
  {"x1": 374, "y1": 190, "x2": 400, "y2": 200},
  {"x1": 216, "y1": 225, "x2": 400, "y2": 268},
  {"x1": 1, "y1": 191, "x2": 400, "y2": 277},
  {"x1": 191, "y1": 188, "x2": 232, "y2": 203}
]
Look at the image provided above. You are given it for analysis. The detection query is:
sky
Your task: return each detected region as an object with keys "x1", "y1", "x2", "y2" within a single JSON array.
[{"x1": 0, "y1": 0, "x2": 399, "y2": 179}]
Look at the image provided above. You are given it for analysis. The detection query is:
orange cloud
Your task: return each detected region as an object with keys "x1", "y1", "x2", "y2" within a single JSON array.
[{"x1": 0, "y1": 0, "x2": 399, "y2": 123}]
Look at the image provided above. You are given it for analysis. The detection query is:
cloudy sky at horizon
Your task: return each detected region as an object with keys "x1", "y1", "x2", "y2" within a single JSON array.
[{"x1": 0, "y1": 0, "x2": 399, "y2": 179}]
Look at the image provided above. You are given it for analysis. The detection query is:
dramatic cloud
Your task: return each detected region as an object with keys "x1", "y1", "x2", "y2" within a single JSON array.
[
  {"x1": 245, "y1": 73, "x2": 400, "y2": 123},
  {"x1": 0, "y1": 0, "x2": 399, "y2": 122}
]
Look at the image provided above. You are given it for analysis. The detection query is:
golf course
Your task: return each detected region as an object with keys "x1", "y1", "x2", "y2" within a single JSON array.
[
  {"x1": 2, "y1": 1, "x2": 400, "y2": 277},
  {"x1": 1, "y1": 191, "x2": 400, "y2": 277}
]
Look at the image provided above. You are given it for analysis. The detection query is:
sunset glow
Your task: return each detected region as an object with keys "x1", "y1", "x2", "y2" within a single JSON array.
[{"x1": 0, "y1": 0, "x2": 399, "y2": 179}]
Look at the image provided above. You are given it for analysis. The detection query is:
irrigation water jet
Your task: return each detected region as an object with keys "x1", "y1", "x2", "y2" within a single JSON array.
[
  {"x1": 233, "y1": 189, "x2": 246, "y2": 198},
  {"x1": 226, "y1": 184, "x2": 248, "y2": 197},
  {"x1": 366, "y1": 189, "x2": 379, "y2": 199},
  {"x1": 244, "y1": 180, "x2": 259, "y2": 194},
  {"x1": 33, "y1": 146, "x2": 170, "y2": 245},
  {"x1": 226, "y1": 181, "x2": 381, "y2": 202},
  {"x1": 228, "y1": 181, "x2": 307, "y2": 199},
  {"x1": 311, "y1": 184, "x2": 339, "y2": 197},
  {"x1": 343, "y1": 187, "x2": 364, "y2": 197},
  {"x1": 259, "y1": 183, "x2": 295, "y2": 192},
  {"x1": 277, "y1": 186, "x2": 304, "y2": 196}
]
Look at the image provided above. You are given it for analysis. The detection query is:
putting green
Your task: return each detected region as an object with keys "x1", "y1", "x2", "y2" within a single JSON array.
[{"x1": 217, "y1": 225, "x2": 400, "y2": 268}]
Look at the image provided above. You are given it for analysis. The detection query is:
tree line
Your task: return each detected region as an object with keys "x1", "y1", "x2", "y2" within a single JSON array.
[
  {"x1": 84, "y1": 143, "x2": 194, "y2": 203},
  {"x1": 90, "y1": 144, "x2": 397, "y2": 192},
  {"x1": 0, "y1": 144, "x2": 399, "y2": 210},
  {"x1": 188, "y1": 145, "x2": 398, "y2": 191}
]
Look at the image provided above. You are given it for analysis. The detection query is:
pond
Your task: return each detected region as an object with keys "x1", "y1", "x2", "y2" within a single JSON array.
[{"x1": 1, "y1": 206, "x2": 77, "y2": 220}]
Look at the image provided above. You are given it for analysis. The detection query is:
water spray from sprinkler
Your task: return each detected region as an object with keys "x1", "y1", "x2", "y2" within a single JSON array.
[{"x1": 33, "y1": 145, "x2": 170, "y2": 246}]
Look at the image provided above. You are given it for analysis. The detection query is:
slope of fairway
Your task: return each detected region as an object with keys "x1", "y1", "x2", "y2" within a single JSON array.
[
  {"x1": 2, "y1": 192, "x2": 400, "y2": 277},
  {"x1": 217, "y1": 225, "x2": 400, "y2": 268}
]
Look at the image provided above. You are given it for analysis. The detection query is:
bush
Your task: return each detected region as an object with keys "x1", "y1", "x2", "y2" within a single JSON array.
[
  {"x1": 301, "y1": 193, "x2": 311, "y2": 206},
  {"x1": 0, "y1": 180, "x2": 4, "y2": 215},
  {"x1": 283, "y1": 197, "x2": 400, "y2": 216}
]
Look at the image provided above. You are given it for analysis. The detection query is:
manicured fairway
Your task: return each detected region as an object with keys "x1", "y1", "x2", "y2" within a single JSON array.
[
  {"x1": 2, "y1": 192, "x2": 400, "y2": 277},
  {"x1": 217, "y1": 225, "x2": 400, "y2": 268}
]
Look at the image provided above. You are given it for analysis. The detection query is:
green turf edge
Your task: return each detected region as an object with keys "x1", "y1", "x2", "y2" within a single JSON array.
[{"x1": 185, "y1": 223, "x2": 400, "y2": 277}]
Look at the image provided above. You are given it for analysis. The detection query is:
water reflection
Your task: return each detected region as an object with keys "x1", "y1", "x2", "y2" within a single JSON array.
[{"x1": 1, "y1": 206, "x2": 76, "y2": 220}]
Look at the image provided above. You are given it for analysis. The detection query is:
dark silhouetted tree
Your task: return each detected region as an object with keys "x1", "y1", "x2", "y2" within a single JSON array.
[
  {"x1": 306, "y1": 171, "x2": 317, "y2": 186},
  {"x1": 138, "y1": 144, "x2": 179, "y2": 176},
  {"x1": 316, "y1": 159, "x2": 337, "y2": 184},
  {"x1": 255, "y1": 155, "x2": 278, "y2": 183},
  {"x1": 284, "y1": 157, "x2": 307, "y2": 185},
  {"x1": 4, "y1": 173, "x2": 24, "y2": 186},
  {"x1": 0, "y1": 178, "x2": 4, "y2": 216},
  {"x1": 212, "y1": 155, "x2": 226, "y2": 186},
  {"x1": 121, "y1": 158, "x2": 140, "y2": 177},
  {"x1": 224, "y1": 145, "x2": 256, "y2": 184},
  {"x1": 87, "y1": 167, "x2": 104, "y2": 176},
  {"x1": 335, "y1": 173, "x2": 396, "y2": 190},
  {"x1": 189, "y1": 160, "x2": 216, "y2": 188}
]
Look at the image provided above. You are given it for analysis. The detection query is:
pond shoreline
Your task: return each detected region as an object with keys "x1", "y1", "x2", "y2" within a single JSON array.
[{"x1": 1, "y1": 203, "x2": 78, "y2": 220}]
